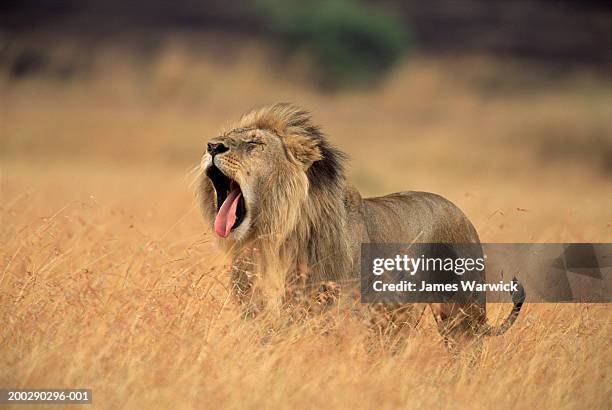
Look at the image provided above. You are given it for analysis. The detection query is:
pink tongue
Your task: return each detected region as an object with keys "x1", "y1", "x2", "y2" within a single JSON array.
[{"x1": 214, "y1": 187, "x2": 242, "y2": 238}]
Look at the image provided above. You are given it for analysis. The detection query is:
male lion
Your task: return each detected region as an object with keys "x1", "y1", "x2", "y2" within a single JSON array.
[{"x1": 198, "y1": 103, "x2": 524, "y2": 344}]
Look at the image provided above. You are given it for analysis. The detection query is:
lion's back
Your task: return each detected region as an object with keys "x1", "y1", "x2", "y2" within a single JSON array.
[{"x1": 360, "y1": 191, "x2": 480, "y2": 244}]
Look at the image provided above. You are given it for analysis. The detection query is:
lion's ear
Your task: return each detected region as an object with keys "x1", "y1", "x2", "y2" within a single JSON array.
[{"x1": 285, "y1": 135, "x2": 322, "y2": 170}]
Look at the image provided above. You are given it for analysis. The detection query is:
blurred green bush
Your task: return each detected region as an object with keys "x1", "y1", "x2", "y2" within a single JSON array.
[{"x1": 256, "y1": 0, "x2": 411, "y2": 88}]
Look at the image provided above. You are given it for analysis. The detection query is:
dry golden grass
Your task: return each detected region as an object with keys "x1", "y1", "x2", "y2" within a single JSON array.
[{"x1": 1, "y1": 40, "x2": 611, "y2": 409}]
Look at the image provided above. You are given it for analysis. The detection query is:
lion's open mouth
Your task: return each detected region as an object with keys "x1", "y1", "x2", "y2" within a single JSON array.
[{"x1": 206, "y1": 165, "x2": 246, "y2": 238}]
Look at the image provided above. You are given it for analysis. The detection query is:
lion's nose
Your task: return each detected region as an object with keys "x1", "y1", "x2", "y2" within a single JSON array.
[{"x1": 207, "y1": 142, "x2": 229, "y2": 156}]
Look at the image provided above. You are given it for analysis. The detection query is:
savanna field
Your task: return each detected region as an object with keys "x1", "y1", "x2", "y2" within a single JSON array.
[{"x1": 1, "y1": 39, "x2": 611, "y2": 409}]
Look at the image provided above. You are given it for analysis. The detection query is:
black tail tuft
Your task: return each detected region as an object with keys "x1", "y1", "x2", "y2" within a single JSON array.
[
  {"x1": 483, "y1": 276, "x2": 526, "y2": 337},
  {"x1": 511, "y1": 276, "x2": 526, "y2": 306}
]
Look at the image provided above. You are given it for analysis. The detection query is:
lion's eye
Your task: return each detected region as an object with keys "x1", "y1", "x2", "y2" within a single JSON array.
[{"x1": 245, "y1": 140, "x2": 264, "y2": 151}]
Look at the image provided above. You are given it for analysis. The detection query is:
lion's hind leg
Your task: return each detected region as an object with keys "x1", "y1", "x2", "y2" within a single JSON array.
[
  {"x1": 429, "y1": 303, "x2": 487, "y2": 354},
  {"x1": 365, "y1": 303, "x2": 427, "y2": 353}
]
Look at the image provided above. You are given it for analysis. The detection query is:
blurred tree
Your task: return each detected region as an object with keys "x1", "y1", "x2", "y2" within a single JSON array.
[{"x1": 255, "y1": 0, "x2": 411, "y2": 88}]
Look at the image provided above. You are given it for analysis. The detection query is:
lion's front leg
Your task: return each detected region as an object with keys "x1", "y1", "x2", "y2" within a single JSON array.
[
  {"x1": 230, "y1": 251, "x2": 264, "y2": 318},
  {"x1": 284, "y1": 262, "x2": 343, "y2": 317}
]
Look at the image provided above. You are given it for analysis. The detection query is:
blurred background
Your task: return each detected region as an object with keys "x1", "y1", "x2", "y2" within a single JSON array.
[
  {"x1": 1, "y1": 0, "x2": 611, "y2": 241},
  {"x1": 1, "y1": 3, "x2": 611, "y2": 406}
]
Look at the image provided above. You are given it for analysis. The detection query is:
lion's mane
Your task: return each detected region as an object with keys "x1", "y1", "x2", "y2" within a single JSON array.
[{"x1": 199, "y1": 104, "x2": 354, "y2": 306}]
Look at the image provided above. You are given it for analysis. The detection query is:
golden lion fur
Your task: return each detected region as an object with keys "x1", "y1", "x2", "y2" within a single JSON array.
[
  {"x1": 198, "y1": 104, "x2": 352, "y2": 311},
  {"x1": 198, "y1": 103, "x2": 524, "y2": 340}
]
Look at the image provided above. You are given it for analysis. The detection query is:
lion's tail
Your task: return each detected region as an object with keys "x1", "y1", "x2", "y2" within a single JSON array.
[{"x1": 482, "y1": 277, "x2": 526, "y2": 337}]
